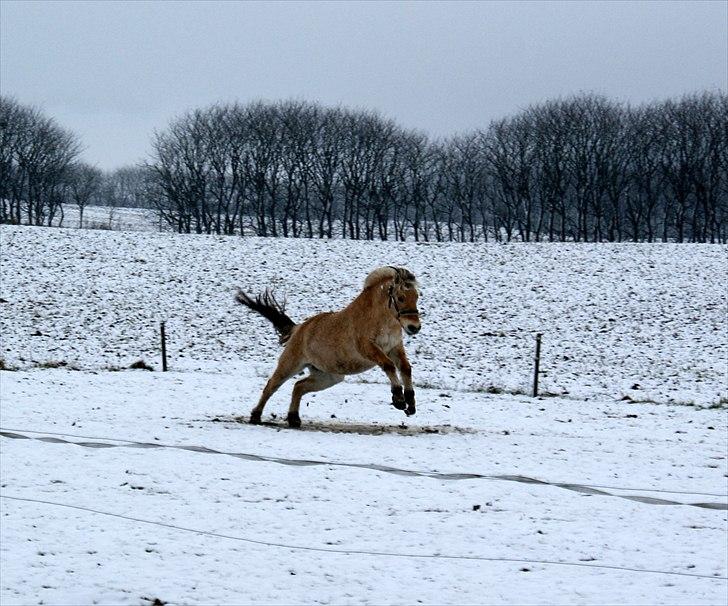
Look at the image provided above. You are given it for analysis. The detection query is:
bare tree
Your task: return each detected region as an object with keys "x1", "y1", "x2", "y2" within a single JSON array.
[{"x1": 69, "y1": 163, "x2": 102, "y2": 227}]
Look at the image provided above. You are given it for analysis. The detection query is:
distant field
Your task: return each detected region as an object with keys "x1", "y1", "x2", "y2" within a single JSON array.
[
  {"x1": 1, "y1": 224, "x2": 725, "y2": 406},
  {"x1": 55, "y1": 205, "x2": 164, "y2": 232}
]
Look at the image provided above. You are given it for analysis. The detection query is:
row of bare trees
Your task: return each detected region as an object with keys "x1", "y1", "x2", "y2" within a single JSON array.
[
  {"x1": 3, "y1": 92, "x2": 727, "y2": 242},
  {"x1": 483, "y1": 92, "x2": 727, "y2": 243},
  {"x1": 1, "y1": 97, "x2": 87, "y2": 226},
  {"x1": 0, "y1": 97, "x2": 157, "y2": 228},
  {"x1": 147, "y1": 92, "x2": 727, "y2": 242}
]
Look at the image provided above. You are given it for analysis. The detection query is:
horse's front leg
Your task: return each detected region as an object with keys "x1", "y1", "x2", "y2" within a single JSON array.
[
  {"x1": 360, "y1": 341, "x2": 406, "y2": 410},
  {"x1": 390, "y1": 344, "x2": 416, "y2": 416}
]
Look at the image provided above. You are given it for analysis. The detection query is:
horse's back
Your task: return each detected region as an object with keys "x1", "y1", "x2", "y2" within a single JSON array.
[
  {"x1": 289, "y1": 309, "x2": 374, "y2": 375},
  {"x1": 294, "y1": 310, "x2": 351, "y2": 348}
]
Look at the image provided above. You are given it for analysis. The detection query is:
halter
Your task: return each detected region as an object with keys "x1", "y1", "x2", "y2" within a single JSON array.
[{"x1": 388, "y1": 283, "x2": 419, "y2": 319}]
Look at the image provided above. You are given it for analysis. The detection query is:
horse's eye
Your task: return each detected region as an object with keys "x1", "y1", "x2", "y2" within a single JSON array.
[{"x1": 397, "y1": 296, "x2": 405, "y2": 303}]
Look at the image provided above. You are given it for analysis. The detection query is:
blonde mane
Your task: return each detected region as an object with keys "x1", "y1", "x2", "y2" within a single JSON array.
[
  {"x1": 363, "y1": 266, "x2": 418, "y2": 289},
  {"x1": 363, "y1": 267, "x2": 397, "y2": 288}
]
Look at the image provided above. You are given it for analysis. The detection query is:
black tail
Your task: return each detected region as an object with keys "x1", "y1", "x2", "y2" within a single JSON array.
[{"x1": 235, "y1": 288, "x2": 296, "y2": 345}]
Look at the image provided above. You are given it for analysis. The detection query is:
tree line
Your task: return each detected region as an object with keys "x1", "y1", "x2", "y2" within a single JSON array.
[
  {"x1": 2, "y1": 92, "x2": 726, "y2": 242},
  {"x1": 0, "y1": 97, "x2": 152, "y2": 228}
]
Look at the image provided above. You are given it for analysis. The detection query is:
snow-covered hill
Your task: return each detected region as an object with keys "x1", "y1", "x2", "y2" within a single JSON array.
[{"x1": 1, "y1": 224, "x2": 725, "y2": 406}]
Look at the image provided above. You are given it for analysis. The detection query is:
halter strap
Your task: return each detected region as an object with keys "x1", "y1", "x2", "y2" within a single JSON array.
[{"x1": 388, "y1": 284, "x2": 419, "y2": 319}]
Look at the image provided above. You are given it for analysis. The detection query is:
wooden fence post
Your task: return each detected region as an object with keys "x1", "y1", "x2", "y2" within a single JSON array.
[
  {"x1": 532, "y1": 333, "x2": 542, "y2": 397},
  {"x1": 160, "y1": 321, "x2": 168, "y2": 372}
]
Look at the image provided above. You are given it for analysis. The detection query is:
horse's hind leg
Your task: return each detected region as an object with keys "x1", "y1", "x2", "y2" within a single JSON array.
[
  {"x1": 287, "y1": 369, "x2": 344, "y2": 428},
  {"x1": 249, "y1": 349, "x2": 304, "y2": 425}
]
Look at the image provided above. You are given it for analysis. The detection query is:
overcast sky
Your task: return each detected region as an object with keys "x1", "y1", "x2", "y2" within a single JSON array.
[{"x1": 1, "y1": 0, "x2": 726, "y2": 170}]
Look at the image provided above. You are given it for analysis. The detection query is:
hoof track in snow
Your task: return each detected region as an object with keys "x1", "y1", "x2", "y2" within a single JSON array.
[{"x1": 215, "y1": 415, "x2": 479, "y2": 435}]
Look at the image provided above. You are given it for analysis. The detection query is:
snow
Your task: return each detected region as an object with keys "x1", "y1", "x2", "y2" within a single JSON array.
[
  {"x1": 1, "y1": 224, "x2": 726, "y2": 406},
  {"x1": 54, "y1": 205, "x2": 164, "y2": 233},
  {"x1": 1, "y1": 223, "x2": 726, "y2": 604}
]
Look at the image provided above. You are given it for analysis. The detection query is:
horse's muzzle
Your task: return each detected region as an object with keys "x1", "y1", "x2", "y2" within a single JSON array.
[{"x1": 405, "y1": 324, "x2": 420, "y2": 336}]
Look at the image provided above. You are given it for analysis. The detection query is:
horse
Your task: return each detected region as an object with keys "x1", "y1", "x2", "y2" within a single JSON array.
[{"x1": 235, "y1": 266, "x2": 421, "y2": 428}]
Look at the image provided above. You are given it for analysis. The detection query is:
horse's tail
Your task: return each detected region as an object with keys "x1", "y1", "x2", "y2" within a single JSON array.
[{"x1": 235, "y1": 288, "x2": 296, "y2": 345}]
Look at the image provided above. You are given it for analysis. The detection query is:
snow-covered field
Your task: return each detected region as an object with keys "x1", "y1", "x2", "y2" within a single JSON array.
[
  {"x1": 1, "y1": 224, "x2": 726, "y2": 406},
  {"x1": 55, "y1": 205, "x2": 164, "y2": 233},
  {"x1": 1, "y1": 224, "x2": 726, "y2": 604}
]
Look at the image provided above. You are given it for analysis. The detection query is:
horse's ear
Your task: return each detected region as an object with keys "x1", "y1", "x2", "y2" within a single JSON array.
[
  {"x1": 396, "y1": 267, "x2": 417, "y2": 286},
  {"x1": 387, "y1": 266, "x2": 403, "y2": 284}
]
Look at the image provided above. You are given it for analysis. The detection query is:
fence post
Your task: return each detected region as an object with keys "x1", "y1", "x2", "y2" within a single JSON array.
[
  {"x1": 160, "y1": 321, "x2": 168, "y2": 372},
  {"x1": 532, "y1": 333, "x2": 542, "y2": 397}
]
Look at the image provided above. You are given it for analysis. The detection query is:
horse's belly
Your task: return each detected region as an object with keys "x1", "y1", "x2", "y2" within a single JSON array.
[
  {"x1": 331, "y1": 360, "x2": 374, "y2": 375},
  {"x1": 305, "y1": 350, "x2": 374, "y2": 375},
  {"x1": 309, "y1": 356, "x2": 373, "y2": 375}
]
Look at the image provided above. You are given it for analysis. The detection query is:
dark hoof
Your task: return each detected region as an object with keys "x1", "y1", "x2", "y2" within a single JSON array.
[
  {"x1": 249, "y1": 412, "x2": 262, "y2": 425},
  {"x1": 404, "y1": 389, "x2": 416, "y2": 415},
  {"x1": 391, "y1": 386, "x2": 406, "y2": 410},
  {"x1": 287, "y1": 413, "x2": 301, "y2": 429}
]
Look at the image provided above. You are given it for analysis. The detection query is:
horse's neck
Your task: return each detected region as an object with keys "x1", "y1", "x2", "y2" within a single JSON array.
[{"x1": 349, "y1": 281, "x2": 389, "y2": 312}]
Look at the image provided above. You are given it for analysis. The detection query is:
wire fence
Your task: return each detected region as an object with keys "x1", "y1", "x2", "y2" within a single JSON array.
[
  {"x1": 1, "y1": 494, "x2": 725, "y2": 582},
  {"x1": 2, "y1": 428, "x2": 726, "y2": 509}
]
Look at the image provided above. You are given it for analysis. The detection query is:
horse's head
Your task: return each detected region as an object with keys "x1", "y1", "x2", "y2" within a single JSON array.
[{"x1": 388, "y1": 267, "x2": 421, "y2": 336}]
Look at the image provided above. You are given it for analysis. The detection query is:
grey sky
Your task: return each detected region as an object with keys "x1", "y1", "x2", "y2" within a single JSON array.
[{"x1": 1, "y1": 0, "x2": 726, "y2": 171}]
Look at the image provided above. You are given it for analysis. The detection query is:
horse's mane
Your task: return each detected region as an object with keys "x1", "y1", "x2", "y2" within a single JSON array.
[{"x1": 363, "y1": 266, "x2": 418, "y2": 289}]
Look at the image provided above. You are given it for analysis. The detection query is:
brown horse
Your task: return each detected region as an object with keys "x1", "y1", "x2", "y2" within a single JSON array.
[{"x1": 236, "y1": 266, "x2": 421, "y2": 428}]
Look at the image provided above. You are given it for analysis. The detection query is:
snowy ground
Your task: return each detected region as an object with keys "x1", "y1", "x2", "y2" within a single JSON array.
[
  {"x1": 1, "y1": 224, "x2": 726, "y2": 406},
  {"x1": 1, "y1": 369, "x2": 726, "y2": 605},
  {"x1": 1, "y1": 224, "x2": 726, "y2": 604},
  {"x1": 54, "y1": 205, "x2": 164, "y2": 233}
]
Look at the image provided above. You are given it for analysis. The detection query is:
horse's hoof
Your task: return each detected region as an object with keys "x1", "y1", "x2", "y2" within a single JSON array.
[
  {"x1": 391, "y1": 386, "x2": 406, "y2": 409},
  {"x1": 403, "y1": 390, "x2": 416, "y2": 415},
  {"x1": 287, "y1": 414, "x2": 301, "y2": 429},
  {"x1": 249, "y1": 412, "x2": 262, "y2": 425}
]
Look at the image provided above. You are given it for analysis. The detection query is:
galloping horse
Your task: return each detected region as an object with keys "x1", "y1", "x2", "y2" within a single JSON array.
[{"x1": 236, "y1": 266, "x2": 421, "y2": 428}]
